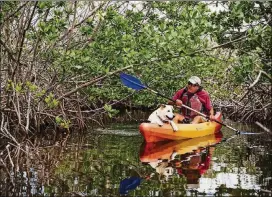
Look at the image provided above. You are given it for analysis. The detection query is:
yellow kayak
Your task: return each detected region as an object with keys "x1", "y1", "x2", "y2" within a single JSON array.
[
  {"x1": 140, "y1": 132, "x2": 223, "y2": 163},
  {"x1": 139, "y1": 112, "x2": 223, "y2": 142}
]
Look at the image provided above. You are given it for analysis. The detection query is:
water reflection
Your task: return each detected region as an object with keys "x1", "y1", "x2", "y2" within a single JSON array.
[
  {"x1": 138, "y1": 129, "x2": 272, "y2": 196},
  {"x1": 140, "y1": 133, "x2": 223, "y2": 186},
  {"x1": 1, "y1": 122, "x2": 271, "y2": 196},
  {"x1": 119, "y1": 176, "x2": 142, "y2": 195}
]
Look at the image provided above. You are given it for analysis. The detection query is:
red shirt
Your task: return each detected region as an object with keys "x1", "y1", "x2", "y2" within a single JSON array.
[{"x1": 172, "y1": 88, "x2": 213, "y2": 112}]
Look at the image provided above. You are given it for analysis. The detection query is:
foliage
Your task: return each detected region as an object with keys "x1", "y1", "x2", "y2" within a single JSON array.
[
  {"x1": 55, "y1": 116, "x2": 71, "y2": 129},
  {"x1": 45, "y1": 93, "x2": 59, "y2": 108},
  {"x1": 0, "y1": 1, "x2": 271, "y2": 135},
  {"x1": 211, "y1": 1, "x2": 272, "y2": 80}
]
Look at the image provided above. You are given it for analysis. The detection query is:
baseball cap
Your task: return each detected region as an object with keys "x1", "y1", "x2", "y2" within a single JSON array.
[{"x1": 188, "y1": 76, "x2": 201, "y2": 86}]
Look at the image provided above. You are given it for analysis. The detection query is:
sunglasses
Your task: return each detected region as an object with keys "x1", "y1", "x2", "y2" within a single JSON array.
[{"x1": 188, "y1": 82, "x2": 199, "y2": 87}]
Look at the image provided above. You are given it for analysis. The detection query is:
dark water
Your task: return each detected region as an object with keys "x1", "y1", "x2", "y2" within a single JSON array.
[{"x1": 0, "y1": 122, "x2": 271, "y2": 196}]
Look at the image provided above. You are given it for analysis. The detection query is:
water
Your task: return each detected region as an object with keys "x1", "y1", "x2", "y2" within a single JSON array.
[{"x1": 0, "y1": 122, "x2": 271, "y2": 196}]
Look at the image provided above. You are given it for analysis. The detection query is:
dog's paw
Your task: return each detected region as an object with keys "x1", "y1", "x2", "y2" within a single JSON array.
[
  {"x1": 170, "y1": 121, "x2": 178, "y2": 132},
  {"x1": 170, "y1": 151, "x2": 178, "y2": 160}
]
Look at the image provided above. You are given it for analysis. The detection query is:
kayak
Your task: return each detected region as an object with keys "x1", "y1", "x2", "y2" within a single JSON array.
[
  {"x1": 139, "y1": 112, "x2": 223, "y2": 142},
  {"x1": 140, "y1": 132, "x2": 223, "y2": 163}
]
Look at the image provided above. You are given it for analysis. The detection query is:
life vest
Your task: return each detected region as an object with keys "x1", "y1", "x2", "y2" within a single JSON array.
[{"x1": 180, "y1": 88, "x2": 203, "y2": 118}]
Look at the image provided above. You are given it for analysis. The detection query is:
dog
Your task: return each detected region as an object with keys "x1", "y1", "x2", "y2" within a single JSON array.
[
  {"x1": 148, "y1": 161, "x2": 174, "y2": 181},
  {"x1": 148, "y1": 104, "x2": 178, "y2": 132}
]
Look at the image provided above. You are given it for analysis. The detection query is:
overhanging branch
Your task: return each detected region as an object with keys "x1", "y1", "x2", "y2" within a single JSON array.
[
  {"x1": 57, "y1": 65, "x2": 133, "y2": 100},
  {"x1": 145, "y1": 36, "x2": 248, "y2": 64}
]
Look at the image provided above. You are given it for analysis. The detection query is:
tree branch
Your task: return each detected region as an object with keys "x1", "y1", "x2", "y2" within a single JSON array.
[
  {"x1": 0, "y1": 2, "x2": 29, "y2": 26},
  {"x1": 57, "y1": 65, "x2": 133, "y2": 100},
  {"x1": 52, "y1": 2, "x2": 105, "y2": 50},
  {"x1": 146, "y1": 35, "x2": 248, "y2": 64},
  {"x1": 255, "y1": 121, "x2": 271, "y2": 134},
  {"x1": 249, "y1": 70, "x2": 272, "y2": 90},
  {"x1": 0, "y1": 39, "x2": 27, "y2": 67}
]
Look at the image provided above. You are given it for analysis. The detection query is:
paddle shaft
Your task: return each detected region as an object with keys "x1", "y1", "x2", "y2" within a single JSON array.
[
  {"x1": 120, "y1": 73, "x2": 241, "y2": 134},
  {"x1": 176, "y1": 104, "x2": 240, "y2": 133},
  {"x1": 146, "y1": 87, "x2": 241, "y2": 133}
]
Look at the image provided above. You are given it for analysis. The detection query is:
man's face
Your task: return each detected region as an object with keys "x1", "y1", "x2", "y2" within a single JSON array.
[{"x1": 188, "y1": 82, "x2": 200, "y2": 93}]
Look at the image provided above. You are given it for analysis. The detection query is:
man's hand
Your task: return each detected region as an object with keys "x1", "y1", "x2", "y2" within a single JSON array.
[
  {"x1": 209, "y1": 114, "x2": 215, "y2": 121},
  {"x1": 209, "y1": 108, "x2": 215, "y2": 121},
  {"x1": 175, "y1": 99, "x2": 183, "y2": 107}
]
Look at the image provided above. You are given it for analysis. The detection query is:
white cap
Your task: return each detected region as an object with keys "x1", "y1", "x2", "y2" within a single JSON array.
[{"x1": 188, "y1": 76, "x2": 201, "y2": 86}]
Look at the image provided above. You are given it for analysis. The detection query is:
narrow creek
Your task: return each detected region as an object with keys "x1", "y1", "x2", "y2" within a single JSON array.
[{"x1": 0, "y1": 120, "x2": 271, "y2": 196}]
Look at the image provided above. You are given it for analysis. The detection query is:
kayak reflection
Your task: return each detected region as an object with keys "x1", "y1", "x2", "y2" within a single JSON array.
[{"x1": 139, "y1": 132, "x2": 223, "y2": 188}]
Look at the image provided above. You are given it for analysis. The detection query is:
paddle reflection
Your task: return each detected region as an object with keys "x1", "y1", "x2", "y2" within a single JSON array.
[{"x1": 139, "y1": 132, "x2": 223, "y2": 188}]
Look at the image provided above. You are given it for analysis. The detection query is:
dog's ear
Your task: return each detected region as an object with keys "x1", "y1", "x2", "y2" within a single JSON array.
[{"x1": 160, "y1": 104, "x2": 166, "y2": 109}]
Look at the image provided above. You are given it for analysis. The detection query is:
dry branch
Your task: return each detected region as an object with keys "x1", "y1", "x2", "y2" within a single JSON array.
[
  {"x1": 58, "y1": 65, "x2": 133, "y2": 100},
  {"x1": 249, "y1": 70, "x2": 272, "y2": 89},
  {"x1": 0, "y1": 39, "x2": 27, "y2": 67},
  {"x1": 255, "y1": 121, "x2": 271, "y2": 134},
  {"x1": 0, "y1": 2, "x2": 29, "y2": 25}
]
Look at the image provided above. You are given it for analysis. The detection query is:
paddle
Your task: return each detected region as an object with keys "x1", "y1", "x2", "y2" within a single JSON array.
[{"x1": 120, "y1": 72, "x2": 243, "y2": 134}]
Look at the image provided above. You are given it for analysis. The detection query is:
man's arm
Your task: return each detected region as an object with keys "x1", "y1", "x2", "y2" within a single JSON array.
[
  {"x1": 168, "y1": 100, "x2": 175, "y2": 105},
  {"x1": 169, "y1": 89, "x2": 184, "y2": 106},
  {"x1": 168, "y1": 99, "x2": 182, "y2": 106},
  {"x1": 209, "y1": 108, "x2": 215, "y2": 121}
]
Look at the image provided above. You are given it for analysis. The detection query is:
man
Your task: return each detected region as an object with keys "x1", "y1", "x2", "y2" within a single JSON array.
[{"x1": 169, "y1": 76, "x2": 215, "y2": 124}]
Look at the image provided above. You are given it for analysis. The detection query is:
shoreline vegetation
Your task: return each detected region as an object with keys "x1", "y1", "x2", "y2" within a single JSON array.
[{"x1": 0, "y1": 1, "x2": 271, "y2": 181}]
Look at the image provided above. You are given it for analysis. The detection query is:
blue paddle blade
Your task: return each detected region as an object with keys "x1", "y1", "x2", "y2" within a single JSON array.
[
  {"x1": 119, "y1": 177, "x2": 142, "y2": 194},
  {"x1": 120, "y1": 73, "x2": 146, "y2": 90}
]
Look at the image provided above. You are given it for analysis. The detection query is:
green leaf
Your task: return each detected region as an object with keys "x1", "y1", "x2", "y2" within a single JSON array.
[
  {"x1": 55, "y1": 116, "x2": 62, "y2": 124},
  {"x1": 15, "y1": 83, "x2": 22, "y2": 92}
]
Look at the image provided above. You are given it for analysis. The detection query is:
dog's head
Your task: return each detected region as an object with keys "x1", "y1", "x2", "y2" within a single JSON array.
[{"x1": 156, "y1": 104, "x2": 175, "y2": 121}]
